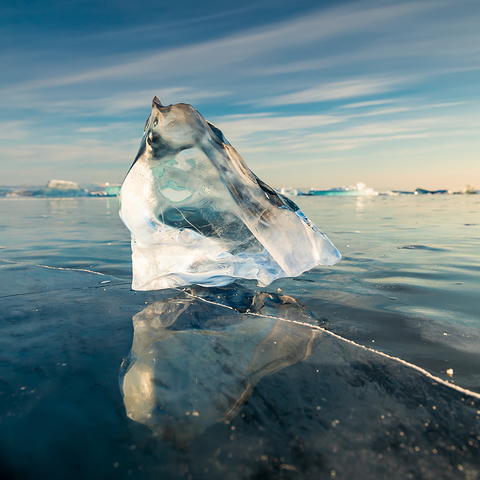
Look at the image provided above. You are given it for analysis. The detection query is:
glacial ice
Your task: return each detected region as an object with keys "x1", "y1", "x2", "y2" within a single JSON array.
[{"x1": 120, "y1": 97, "x2": 341, "y2": 290}]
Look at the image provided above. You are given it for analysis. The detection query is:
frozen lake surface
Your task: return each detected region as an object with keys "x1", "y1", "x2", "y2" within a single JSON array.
[{"x1": 1, "y1": 195, "x2": 480, "y2": 479}]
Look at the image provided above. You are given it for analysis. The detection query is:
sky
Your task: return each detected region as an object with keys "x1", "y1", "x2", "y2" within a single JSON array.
[{"x1": 1, "y1": 0, "x2": 479, "y2": 190}]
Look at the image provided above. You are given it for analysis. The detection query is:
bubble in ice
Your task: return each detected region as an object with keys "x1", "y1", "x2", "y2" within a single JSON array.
[{"x1": 120, "y1": 96, "x2": 341, "y2": 290}]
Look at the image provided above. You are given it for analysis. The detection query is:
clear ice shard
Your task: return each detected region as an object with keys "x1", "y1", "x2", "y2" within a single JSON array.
[{"x1": 120, "y1": 96, "x2": 341, "y2": 290}]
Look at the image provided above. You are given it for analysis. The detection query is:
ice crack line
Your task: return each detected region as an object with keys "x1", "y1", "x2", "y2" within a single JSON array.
[
  {"x1": 0, "y1": 258, "x2": 126, "y2": 278},
  {"x1": 0, "y1": 282, "x2": 131, "y2": 299},
  {"x1": 181, "y1": 289, "x2": 480, "y2": 399}
]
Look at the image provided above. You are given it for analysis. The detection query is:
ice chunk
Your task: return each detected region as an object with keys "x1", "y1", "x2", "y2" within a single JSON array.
[
  {"x1": 120, "y1": 97, "x2": 341, "y2": 290},
  {"x1": 104, "y1": 183, "x2": 121, "y2": 196},
  {"x1": 36, "y1": 179, "x2": 88, "y2": 197},
  {"x1": 305, "y1": 182, "x2": 378, "y2": 196},
  {"x1": 460, "y1": 185, "x2": 477, "y2": 194},
  {"x1": 279, "y1": 187, "x2": 299, "y2": 196},
  {"x1": 414, "y1": 188, "x2": 451, "y2": 195}
]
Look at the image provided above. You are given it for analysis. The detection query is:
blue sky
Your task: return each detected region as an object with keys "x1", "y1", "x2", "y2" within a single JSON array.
[{"x1": 1, "y1": 0, "x2": 479, "y2": 190}]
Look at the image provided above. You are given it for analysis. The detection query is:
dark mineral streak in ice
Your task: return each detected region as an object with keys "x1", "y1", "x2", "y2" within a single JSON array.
[{"x1": 120, "y1": 97, "x2": 341, "y2": 290}]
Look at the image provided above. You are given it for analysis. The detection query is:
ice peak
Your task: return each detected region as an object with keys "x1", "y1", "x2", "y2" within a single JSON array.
[{"x1": 152, "y1": 96, "x2": 163, "y2": 108}]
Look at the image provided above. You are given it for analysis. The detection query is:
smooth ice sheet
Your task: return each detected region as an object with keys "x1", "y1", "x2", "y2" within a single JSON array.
[
  {"x1": 2, "y1": 266, "x2": 480, "y2": 480},
  {"x1": 118, "y1": 285, "x2": 480, "y2": 479},
  {"x1": 120, "y1": 97, "x2": 341, "y2": 290}
]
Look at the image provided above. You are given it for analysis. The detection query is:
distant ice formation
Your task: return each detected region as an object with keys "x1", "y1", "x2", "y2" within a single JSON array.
[
  {"x1": 104, "y1": 183, "x2": 121, "y2": 196},
  {"x1": 120, "y1": 97, "x2": 341, "y2": 290},
  {"x1": 305, "y1": 182, "x2": 378, "y2": 197},
  {"x1": 278, "y1": 182, "x2": 378, "y2": 197},
  {"x1": 414, "y1": 188, "x2": 451, "y2": 195},
  {"x1": 1, "y1": 180, "x2": 124, "y2": 198},
  {"x1": 461, "y1": 185, "x2": 477, "y2": 194},
  {"x1": 279, "y1": 187, "x2": 299, "y2": 197},
  {"x1": 36, "y1": 179, "x2": 88, "y2": 197},
  {"x1": 1, "y1": 182, "x2": 475, "y2": 198}
]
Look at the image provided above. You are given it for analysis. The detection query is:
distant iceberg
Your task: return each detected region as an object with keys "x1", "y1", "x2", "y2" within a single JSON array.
[
  {"x1": 0, "y1": 180, "x2": 125, "y2": 198},
  {"x1": 35, "y1": 179, "x2": 88, "y2": 197},
  {"x1": 414, "y1": 188, "x2": 451, "y2": 195},
  {"x1": 304, "y1": 182, "x2": 378, "y2": 197},
  {"x1": 104, "y1": 183, "x2": 121, "y2": 196},
  {"x1": 386, "y1": 190, "x2": 415, "y2": 195},
  {"x1": 278, "y1": 187, "x2": 299, "y2": 197},
  {"x1": 460, "y1": 185, "x2": 477, "y2": 194}
]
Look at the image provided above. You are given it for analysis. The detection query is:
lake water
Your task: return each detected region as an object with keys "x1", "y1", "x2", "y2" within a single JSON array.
[{"x1": 1, "y1": 195, "x2": 479, "y2": 479}]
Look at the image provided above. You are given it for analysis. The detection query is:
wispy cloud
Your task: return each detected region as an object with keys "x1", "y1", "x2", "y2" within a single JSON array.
[
  {"x1": 0, "y1": 1, "x2": 438, "y2": 95},
  {"x1": 341, "y1": 99, "x2": 396, "y2": 109},
  {"x1": 0, "y1": 121, "x2": 28, "y2": 140},
  {"x1": 213, "y1": 113, "x2": 345, "y2": 138},
  {"x1": 218, "y1": 108, "x2": 480, "y2": 161},
  {"x1": 74, "y1": 123, "x2": 136, "y2": 134},
  {"x1": 0, "y1": 139, "x2": 137, "y2": 165},
  {"x1": 252, "y1": 155, "x2": 354, "y2": 171},
  {"x1": 76, "y1": 5, "x2": 257, "y2": 43},
  {"x1": 0, "y1": 87, "x2": 228, "y2": 115},
  {"x1": 261, "y1": 78, "x2": 399, "y2": 106}
]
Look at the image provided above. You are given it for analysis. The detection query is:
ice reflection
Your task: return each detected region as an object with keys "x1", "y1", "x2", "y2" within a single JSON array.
[
  {"x1": 48, "y1": 197, "x2": 79, "y2": 214},
  {"x1": 120, "y1": 286, "x2": 320, "y2": 447},
  {"x1": 356, "y1": 195, "x2": 365, "y2": 211}
]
